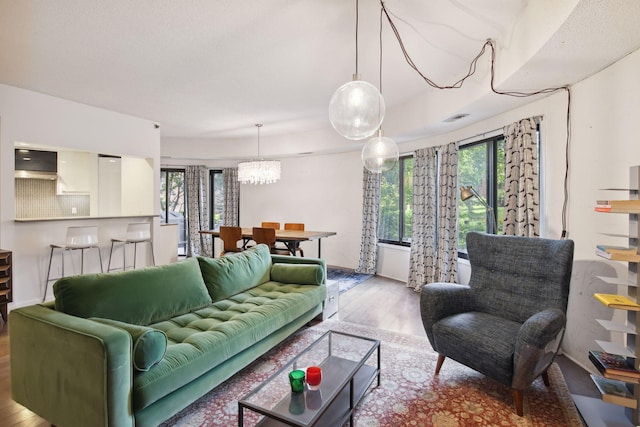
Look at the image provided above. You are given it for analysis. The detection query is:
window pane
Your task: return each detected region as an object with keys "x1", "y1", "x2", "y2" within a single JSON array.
[
  {"x1": 496, "y1": 137, "x2": 505, "y2": 233},
  {"x1": 212, "y1": 171, "x2": 224, "y2": 229},
  {"x1": 458, "y1": 143, "x2": 488, "y2": 250},
  {"x1": 379, "y1": 165, "x2": 400, "y2": 241},
  {"x1": 161, "y1": 170, "x2": 186, "y2": 256},
  {"x1": 402, "y1": 157, "x2": 413, "y2": 243}
]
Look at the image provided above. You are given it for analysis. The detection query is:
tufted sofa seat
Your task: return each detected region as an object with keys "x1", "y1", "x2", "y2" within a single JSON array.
[{"x1": 10, "y1": 244, "x2": 326, "y2": 427}]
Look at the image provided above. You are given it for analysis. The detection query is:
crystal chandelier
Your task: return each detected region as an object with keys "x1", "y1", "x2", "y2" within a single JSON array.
[{"x1": 237, "y1": 124, "x2": 281, "y2": 185}]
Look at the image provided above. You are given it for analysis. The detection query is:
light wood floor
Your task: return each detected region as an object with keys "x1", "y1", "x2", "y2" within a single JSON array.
[{"x1": 0, "y1": 275, "x2": 596, "y2": 426}]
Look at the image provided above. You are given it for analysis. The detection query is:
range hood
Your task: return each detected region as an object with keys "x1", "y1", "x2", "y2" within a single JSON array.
[{"x1": 15, "y1": 149, "x2": 58, "y2": 180}]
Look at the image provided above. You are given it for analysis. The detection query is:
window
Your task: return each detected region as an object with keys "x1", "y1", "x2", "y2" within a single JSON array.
[
  {"x1": 209, "y1": 170, "x2": 224, "y2": 229},
  {"x1": 457, "y1": 134, "x2": 505, "y2": 253},
  {"x1": 379, "y1": 155, "x2": 413, "y2": 245},
  {"x1": 160, "y1": 168, "x2": 187, "y2": 255}
]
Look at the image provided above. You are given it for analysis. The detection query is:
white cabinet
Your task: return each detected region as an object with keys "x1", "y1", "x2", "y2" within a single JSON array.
[{"x1": 56, "y1": 151, "x2": 96, "y2": 195}]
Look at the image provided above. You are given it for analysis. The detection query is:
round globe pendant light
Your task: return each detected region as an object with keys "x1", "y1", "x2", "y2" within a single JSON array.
[
  {"x1": 328, "y1": 0, "x2": 385, "y2": 140},
  {"x1": 361, "y1": 129, "x2": 399, "y2": 173},
  {"x1": 329, "y1": 74, "x2": 385, "y2": 140}
]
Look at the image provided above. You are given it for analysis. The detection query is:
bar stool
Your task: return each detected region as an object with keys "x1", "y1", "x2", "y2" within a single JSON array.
[
  {"x1": 107, "y1": 223, "x2": 155, "y2": 272},
  {"x1": 43, "y1": 226, "x2": 102, "y2": 302}
]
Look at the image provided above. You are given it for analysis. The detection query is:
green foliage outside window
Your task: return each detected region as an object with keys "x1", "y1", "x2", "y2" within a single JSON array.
[
  {"x1": 458, "y1": 136, "x2": 505, "y2": 250},
  {"x1": 379, "y1": 156, "x2": 413, "y2": 244}
]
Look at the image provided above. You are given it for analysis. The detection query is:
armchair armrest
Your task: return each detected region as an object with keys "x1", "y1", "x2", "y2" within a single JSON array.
[
  {"x1": 420, "y1": 283, "x2": 474, "y2": 345},
  {"x1": 512, "y1": 308, "x2": 566, "y2": 390},
  {"x1": 10, "y1": 304, "x2": 134, "y2": 427}
]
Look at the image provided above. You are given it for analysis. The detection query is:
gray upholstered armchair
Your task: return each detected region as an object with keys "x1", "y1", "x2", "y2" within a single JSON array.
[{"x1": 420, "y1": 232, "x2": 574, "y2": 416}]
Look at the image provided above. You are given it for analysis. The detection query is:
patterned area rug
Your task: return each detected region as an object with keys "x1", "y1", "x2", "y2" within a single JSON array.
[
  {"x1": 327, "y1": 267, "x2": 373, "y2": 294},
  {"x1": 160, "y1": 320, "x2": 582, "y2": 427}
]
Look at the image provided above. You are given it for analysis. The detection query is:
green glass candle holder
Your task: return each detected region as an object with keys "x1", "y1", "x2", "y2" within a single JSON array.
[{"x1": 288, "y1": 369, "x2": 305, "y2": 393}]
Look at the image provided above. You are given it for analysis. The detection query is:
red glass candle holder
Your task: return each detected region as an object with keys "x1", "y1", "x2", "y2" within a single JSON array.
[{"x1": 306, "y1": 366, "x2": 322, "y2": 390}]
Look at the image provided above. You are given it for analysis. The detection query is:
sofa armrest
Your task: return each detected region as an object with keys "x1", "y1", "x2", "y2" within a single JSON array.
[
  {"x1": 512, "y1": 308, "x2": 566, "y2": 389},
  {"x1": 420, "y1": 283, "x2": 474, "y2": 346},
  {"x1": 10, "y1": 305, "x2": 134, "y2": 427}
]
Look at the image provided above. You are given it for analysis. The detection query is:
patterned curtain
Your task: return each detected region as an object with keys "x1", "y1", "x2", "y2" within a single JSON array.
[
  {"x1": 435, "y1": 142, "x2": 459, "y2": 283},
  {"x1": 222, "y1": 167, "x2": 239, "y2": 226},
  {"x1": 407, "y1": 147, "x2": 437, "y2": 290},
  {"x1": 503, "y1": 117, "x2": 540, "y2": 237},
  {"x1": 407, "y1": 143, "x2": 459, "y2": 291},
  {"x1": 186, "y1": 165, "x2": 212, "y2": 257},
  {"x1": 355, "y1": 168, "x2": 381, "y2": 274}
]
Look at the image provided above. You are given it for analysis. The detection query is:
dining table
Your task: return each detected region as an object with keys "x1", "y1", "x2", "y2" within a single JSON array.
[{"x1": 200, "y1": 228, "x2": 337, "y2": 258}]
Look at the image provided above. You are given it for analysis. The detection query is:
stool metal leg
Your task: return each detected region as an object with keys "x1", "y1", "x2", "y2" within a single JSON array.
[
  {"x1": 149, "y1": 241, "x2": 156, "y2": 266},
  {"x1": 108, "y1": 241, "x2": 115, "y2": 272},
  {"x1": 133, "y1": 242, "x2": 138, "y2": 269},
  {"x1": 96, "y1": 246, "x2": 103, "y2": 273},
  {"x1": 43, "y1": 247, "x2": 55, "y2": 303}
]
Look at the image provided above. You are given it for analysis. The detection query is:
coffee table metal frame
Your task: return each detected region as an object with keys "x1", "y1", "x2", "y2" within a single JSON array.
[{"x1": 238, "y1": 330, "x2": 380, "y2": 427}]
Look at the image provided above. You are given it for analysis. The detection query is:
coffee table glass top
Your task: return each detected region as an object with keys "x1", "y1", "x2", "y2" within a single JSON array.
[{"x1": 238, "y1": 330, "x2": 380, "y2": 427}]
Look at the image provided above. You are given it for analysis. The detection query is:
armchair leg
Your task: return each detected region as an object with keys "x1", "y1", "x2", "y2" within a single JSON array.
[
  {"x1": 512, "y1": 389, "x2": 524, "y2": 416},
  {"x1": 435, "y1": 354, "x2": 446, "y2": 374},
  {"x1": 541, "y1": 369, "x2": 550, "y2": 386}
]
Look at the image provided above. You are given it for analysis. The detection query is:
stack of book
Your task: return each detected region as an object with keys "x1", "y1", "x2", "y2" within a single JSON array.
[
  {"x1": 596, "y1": 244, "x2": 639, "y2": 261},
  {"x1": 589, "y1": 350, "x2": 640, "y2": 382},
  {"x1": 595, "y1": 199, "x2": 640, "y2": 212}
]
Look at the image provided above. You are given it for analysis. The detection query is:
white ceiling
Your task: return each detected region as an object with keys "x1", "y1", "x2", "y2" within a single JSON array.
[{"x1": 2, "y1": 0, "x2": 640, "y2": 150}]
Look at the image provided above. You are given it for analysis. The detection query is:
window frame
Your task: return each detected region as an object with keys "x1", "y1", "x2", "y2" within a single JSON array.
[
  {"x1": 160, "y1": 167, "x2": 187, "y2": 256},
  {"x1": 378, "y1": 154, "x2": 413, "y2": 247}
]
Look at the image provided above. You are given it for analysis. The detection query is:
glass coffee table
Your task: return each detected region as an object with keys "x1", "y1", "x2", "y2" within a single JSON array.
[{"x1": 238, "y1": 330, "x2": 380, "y2": 427}]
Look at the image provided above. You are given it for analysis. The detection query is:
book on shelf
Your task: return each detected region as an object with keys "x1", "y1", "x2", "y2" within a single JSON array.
[
  {"x1": 595, "y1": 199, "x2": 640, "y2": 212},
  {"x1": 589, "y1": 350, "x2": 640, "y2": 379},
  {"x1": 596, "y1": 245, "x2": 638, "y2": 255},
  {"x1": 595, "y1": 248, "x2": 640, "y2": 261},
  {"x1": 590, "y1": 374, "x2": 637, "y2": 408},
  {"x1": 593, "y1": 293, "x2": 640, "y2": 310}
]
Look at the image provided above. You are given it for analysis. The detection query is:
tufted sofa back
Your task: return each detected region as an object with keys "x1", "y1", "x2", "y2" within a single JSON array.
[{"x1": 466, "y1": 232, "x2": 574, "y2": 323}]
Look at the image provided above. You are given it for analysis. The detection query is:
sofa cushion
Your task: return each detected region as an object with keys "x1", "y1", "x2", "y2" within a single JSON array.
[
  {"x1": 197, "y1": 245, "x2": 271, "y2": 302},
  {"x1": 133, "y1": 281, "x2": 326, "y2": 411},
  {"x1": 54, "y1": 258, "x2": 212, "y2": 325},
  {"x1": 90, "y1": 317, "x2": 167, "y2": 371},
  {"x1": 270, "y1": 263, "x2": 324, "y2": 285}
]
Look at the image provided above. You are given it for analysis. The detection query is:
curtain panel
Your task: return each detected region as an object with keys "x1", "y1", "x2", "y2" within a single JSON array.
[
  {"x1": 355, "y1": 168, "x2": 381, "y2": 275},
  {"x1": 186, "y1": 165, "x2": 212, "y2": 257},
  {"x1": 407, "y1": 142, "x2": 459, "y2": 291},
  {"x1": 435, "y1": 142, "x2": 459, "y2": 283},
  {"x1": 503, "y1": 117, "x2": 540, "y2": 237},
  {"x1": 407, "y1": 147, "x2": 437, "y2": 290},
  {"x1": 222, "y1": 168, "x2": 239, "y2": 226}
]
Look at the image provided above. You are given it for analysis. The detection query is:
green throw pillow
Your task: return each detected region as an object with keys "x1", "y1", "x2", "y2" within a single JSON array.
[
  {"x1": 270, "y1": 263, "x2": 325, "y2": 285},
  {"x1": 90, "y1": 317, "x2": 167, "y2": 371}
]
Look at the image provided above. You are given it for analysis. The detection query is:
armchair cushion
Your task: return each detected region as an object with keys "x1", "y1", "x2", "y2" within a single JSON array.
[{"x1": 433, "y1": 311, "x2": 521, "y2": 385}]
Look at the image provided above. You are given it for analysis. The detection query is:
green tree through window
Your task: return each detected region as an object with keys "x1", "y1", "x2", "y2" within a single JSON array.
[
  {"x1": 458, "y1": 135, "x2": 505, "y2": 252},
  {"x1": 379, "y1": 156, "x2": 413, "y2": 245}
]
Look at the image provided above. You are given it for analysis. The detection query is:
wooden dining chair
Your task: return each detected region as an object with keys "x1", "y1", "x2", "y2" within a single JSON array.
[
  {"x1": 284, "y1": 223, "x2": 305, "y2": 256},
  {"x1": 261, "y1": 222, "x2": 281, "y2": 230},
  {"x1": 252, "y1": 227, "x2": 290, "y2": 255},
  {"x1": 219, "y1": 226, "x2": 244, "y2": 256}
]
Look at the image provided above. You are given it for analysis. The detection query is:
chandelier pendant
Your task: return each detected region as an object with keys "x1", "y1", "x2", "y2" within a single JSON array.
[{"x1": 238, "y1": 124, "x2": 281, "y2": 185}]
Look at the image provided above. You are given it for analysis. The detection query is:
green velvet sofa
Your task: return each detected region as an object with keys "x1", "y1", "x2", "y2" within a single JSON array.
[{"x1": 10, "y1": 244, "x2": 326, "y2": 427}]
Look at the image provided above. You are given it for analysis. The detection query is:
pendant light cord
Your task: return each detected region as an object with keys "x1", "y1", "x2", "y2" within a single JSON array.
[
  {"x1": 355, "y1": 0, "x2": 359, "y2": 74},
  {"x1": 256, "y1": 123, "x2": 262, "y2": 159},
  {"x1": 379, "y1": 1, "x2": 572, "y2": 238}
]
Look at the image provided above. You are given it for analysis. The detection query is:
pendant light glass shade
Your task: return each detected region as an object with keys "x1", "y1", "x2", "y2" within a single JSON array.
[
  {"x1": 329, "y1": 75, "x2": 385, "y2": 140},
  {"x1": 237, "y1": 124, "x2": 281, "y2": 185},
  {"x1": 361, "y1": 129, "x2": 399, "y2": 173}
]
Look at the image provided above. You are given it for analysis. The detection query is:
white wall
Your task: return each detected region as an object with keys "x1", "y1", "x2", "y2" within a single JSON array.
[{"x1": 0, "y1": 84, "x2": 160, "y2": 306}]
